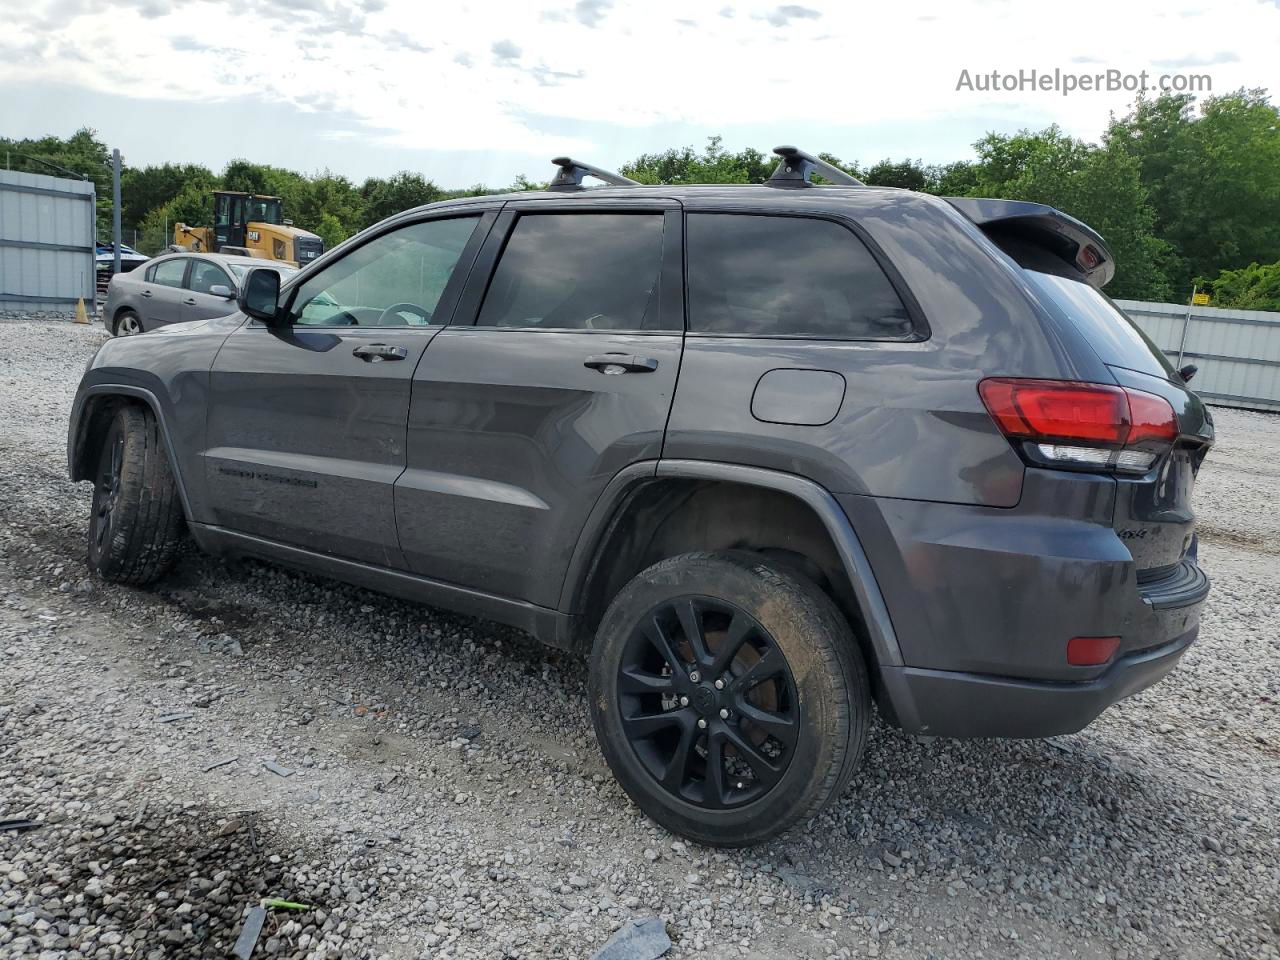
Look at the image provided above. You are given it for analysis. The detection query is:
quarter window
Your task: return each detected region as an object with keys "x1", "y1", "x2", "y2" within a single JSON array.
[
  {"x1": 150, "y1": 258, "x2": 187, "y2": 289},
  {"x1": 476, "y1": 213, "x2": 667, "y2": 330},
  {"x1": 686, "y1": 214, "x2": 914, "y2": 339},
  {"x1": 285, "y1": 216, "x2": 480, "y2": 327}
]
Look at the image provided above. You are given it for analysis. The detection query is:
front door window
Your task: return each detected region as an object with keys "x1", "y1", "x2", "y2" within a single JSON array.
[{"x1": 285, "y1": 216, "x2": 481, "y2": 327}]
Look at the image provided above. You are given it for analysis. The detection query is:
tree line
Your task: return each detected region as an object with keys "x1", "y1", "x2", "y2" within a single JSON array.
[{"x1": 4, "y1": 88, "x2": 1279, "y2": 309}]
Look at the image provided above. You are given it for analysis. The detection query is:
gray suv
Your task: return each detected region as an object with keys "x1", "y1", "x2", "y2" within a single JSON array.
[{"x1": 67, "y1": 149, "x2": 1213, "y2": 846}]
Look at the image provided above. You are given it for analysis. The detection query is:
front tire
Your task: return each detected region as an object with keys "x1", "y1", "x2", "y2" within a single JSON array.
[
  {"x1": 589, "y1": 551, "x2": 869, "y2": 846},
  {"x1": 87, "y1": 405, "x2": 186, "y2": 585}
]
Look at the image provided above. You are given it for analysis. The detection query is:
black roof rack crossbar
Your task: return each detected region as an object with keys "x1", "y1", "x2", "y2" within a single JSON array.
[
  {"x1": 548, "y1": 157, "x2": 640, "y2": 190},
  {"x1": 768, "y1": 146, "x2": 864, "y2": 187}
]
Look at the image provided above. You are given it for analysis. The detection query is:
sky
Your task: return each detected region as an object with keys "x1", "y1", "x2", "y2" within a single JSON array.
[{"x1": 1, "y1": 0, "x2": 1278, "y2": 189}]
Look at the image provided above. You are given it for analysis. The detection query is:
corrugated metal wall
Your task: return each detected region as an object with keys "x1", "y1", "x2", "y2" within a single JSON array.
[
  {"x1": 1115, "y1": 299, "x2": 1280, "y2": 413},
  {"x1": 0, "y1": 170, "x2": 97, "y2": 313}
]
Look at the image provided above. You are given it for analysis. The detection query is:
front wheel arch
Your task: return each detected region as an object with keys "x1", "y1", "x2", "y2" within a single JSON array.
[{"x1": 70, "y1": 389, "x2": 192, "y2": 522}]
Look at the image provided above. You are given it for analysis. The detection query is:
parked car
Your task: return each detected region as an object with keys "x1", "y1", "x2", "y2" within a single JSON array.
[
  {"x1": 101, "y1": 251, "x2": 297, "y2": 336},
  {"x1": 67, "y1": 149, "x2": 1213, "y2": 846}
]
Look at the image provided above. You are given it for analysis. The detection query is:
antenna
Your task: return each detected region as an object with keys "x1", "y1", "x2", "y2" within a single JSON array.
[
  {"x1": 768, "y1": 146, "x2": 864, "y2": 187},
  {"x1": 548, "y1": 157, "x2": 640, "y2": 190}
]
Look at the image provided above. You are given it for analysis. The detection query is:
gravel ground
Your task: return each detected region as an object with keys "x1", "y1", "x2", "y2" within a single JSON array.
[{"x1": 0, "y1": 315, "x2": 1277, "y2": 960}]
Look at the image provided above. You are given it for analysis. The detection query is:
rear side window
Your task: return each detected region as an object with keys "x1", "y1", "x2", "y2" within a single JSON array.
[
  {"x1": 476, "y1": 213, "x2": 668, "y2": 330},
  {"x1": 686, "y1": 214, "x2": 914, "y2": 339},
  {"x1": 150, "y1": 258, "x2": 187, "y2": 288},
  {"x1": 1023, "y1": 271, "x2": 1177, "y2": 381}
]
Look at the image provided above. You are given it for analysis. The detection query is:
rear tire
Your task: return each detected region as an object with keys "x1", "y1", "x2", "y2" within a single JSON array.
[
  {"x1": 87, "y1": 405, "x2": 186, "y2": 585},
  {"x1": 114, "y1": 310, "x2": 143, "y2": 336},
  {"x1": 588, "y1": 551, "x2": 869, "y2": 846}
]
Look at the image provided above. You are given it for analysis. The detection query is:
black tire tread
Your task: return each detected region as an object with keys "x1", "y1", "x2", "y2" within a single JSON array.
[
  {"x1": 591, "y1": 549, "x2": 870, "y2": 846},
  {"x1": 89, "y1": 404, "x2": 186, "y2": 585}
]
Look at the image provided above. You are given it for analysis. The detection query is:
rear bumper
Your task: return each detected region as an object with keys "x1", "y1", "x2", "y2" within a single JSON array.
[
  {"x1": 835, "y1": 470, "x2": 1208, "y2": 737},
  {"x1": 879, "y1": 625, "x2": 1197, "y2": 738}
]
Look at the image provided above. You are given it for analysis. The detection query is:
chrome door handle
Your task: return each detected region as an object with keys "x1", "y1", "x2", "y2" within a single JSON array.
[{"x1": 584, "y1": 354, "x2": 659, "y2": 374}]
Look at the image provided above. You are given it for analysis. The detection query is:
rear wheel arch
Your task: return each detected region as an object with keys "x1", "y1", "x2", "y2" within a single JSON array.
[
  {"x1": 71, "y1": 388, "x2": 192, "y2": 521},
  {"x1": 562, "y1": 460, "x2": 903, "y2": 675}
]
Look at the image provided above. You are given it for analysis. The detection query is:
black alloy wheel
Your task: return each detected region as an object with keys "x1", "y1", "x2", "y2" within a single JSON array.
[
  {"x1": 90, "y1": 427, "x2": 126, "y2": 554},
  {"x1": 617, "y1": 595, "x2": 799, "y2": 809},
  {"x1": 589, "y1": 551, "x2": 869, "y2": 846}
]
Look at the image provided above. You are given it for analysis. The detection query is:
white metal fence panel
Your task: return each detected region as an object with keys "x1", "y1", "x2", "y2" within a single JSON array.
[
  {"x1": 1115, "y1": 299, "x2": 1280, "y2": 413},
  {"x1": 0, "y1": 170, "x2": 96, "y2": 313}
]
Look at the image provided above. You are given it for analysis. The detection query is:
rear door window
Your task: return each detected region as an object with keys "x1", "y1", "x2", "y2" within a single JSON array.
[
  {"x1": 475, "y1": 213, "x2": 668, "y2": 331},
  {"x1": 686, "y1": 213, "x2": 915, "y2": 339}
]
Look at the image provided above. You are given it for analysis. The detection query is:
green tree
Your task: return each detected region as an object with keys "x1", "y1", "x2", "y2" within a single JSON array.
[
  {"x1": 221, "y1": 159, "x2": 302, "y2": 197},
  {"x1": 358, "y1": 171, "x2": 443, "y2": 229},
  {"x1": 312, "y1": 213, "x2": 348, "y2": 251},
  {"x1": 933, "y1": 160, "x2": 982, "y2": 196},
  {"x1": 863, "y1": 158, "x2": 932, "y2": 191},
  {"x1": 136, "y1": 183, "x2": 213, "y2": 254},
  {"x1": 508, "y1": 174, "x2": 546, "y2": 192},
  {"x1": 954, "y1": 126, "x2": 1171, "y2": 299},
  {"x1": 621, "y1": 136, "x2": 774, "y2": 185},
  {"x1": 1207, "y1": 260, "x2": 1280, "y2": 311},
  {"x1": 120, "y1": 162, "x2": 217, "y2": 237},
  {"x1": 1106, "y1": 89, "x2": 1280, "y2": 295},
  {"x1": 289, "y1": 172, "x2": 364, "y2": 241}
]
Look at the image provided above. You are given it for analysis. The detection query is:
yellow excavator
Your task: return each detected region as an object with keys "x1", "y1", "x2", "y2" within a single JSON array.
[{"x1": 172, "y1": 191, "x2": 324, "y2": 267}]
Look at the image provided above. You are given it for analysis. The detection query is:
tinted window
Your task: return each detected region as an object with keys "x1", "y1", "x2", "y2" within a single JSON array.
[
  {"x1": 286, "y1": 216, "x2": 479, "y2": 327},
  {"x1": 188, "y1": 260, "x2": 231, "y2": 294},
  {"x1": 687, "y1": 214, "x2": 913, "y2": 338},
  {"x1": 151, "y1": 258, "x2": 187, "y2": 288},
  {"x1": 1024, "y1": 271, "x2": 1177, "y2": 380},
  {"x1": 476, "y1": 213, "x2": 666, "y2": 330}
]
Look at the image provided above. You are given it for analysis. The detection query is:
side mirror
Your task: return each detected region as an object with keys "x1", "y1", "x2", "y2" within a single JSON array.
[
  {"x1": 1178, "y1": 363, "x2": 1198, "y2": 383},
  {"x1": 209, "y1": 283, "x2": 234, "y2": 299},
  {"x1": 238, "y1": 268, "x2": 283, "y2": 324}
]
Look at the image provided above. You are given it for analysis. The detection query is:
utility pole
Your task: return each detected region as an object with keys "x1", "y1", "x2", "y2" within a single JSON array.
[{"x1": 111, "y1": 148, "x2": 122, "y2": 275}]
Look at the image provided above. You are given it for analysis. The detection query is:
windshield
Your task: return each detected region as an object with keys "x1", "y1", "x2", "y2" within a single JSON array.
[
  {"x1": 1024, "y1": 271, "x2": 1179, "y2": 381},
  {"x1": 227, "y1": 263, "x2": 297, "y2": 282},
  {"x1": 245, "y1": 197, "x2": 284, "y2": 225}
]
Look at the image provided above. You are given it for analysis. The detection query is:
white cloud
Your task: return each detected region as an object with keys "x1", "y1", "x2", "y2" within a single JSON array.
[{"x1": 0, "y1": 0, "x2": 1276, "y2": 165}]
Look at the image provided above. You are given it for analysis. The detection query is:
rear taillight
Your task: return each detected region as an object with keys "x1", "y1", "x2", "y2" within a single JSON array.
[{"x1": 979, "y1": 378, "x2": 1177, "y2": 474}]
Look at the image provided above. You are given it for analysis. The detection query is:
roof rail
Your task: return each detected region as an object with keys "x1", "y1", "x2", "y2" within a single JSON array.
[
  {"x1": 548, "y1": 157, "x2": 640, "y2": 191},
  {"x1": 768, "y1": 146, "x2": 864, "y2": 188}
]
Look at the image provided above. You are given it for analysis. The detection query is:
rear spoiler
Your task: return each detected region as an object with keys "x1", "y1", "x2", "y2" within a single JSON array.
[{"x1": 944, "y1": 197, "x2": 1115, "y2": 289}]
